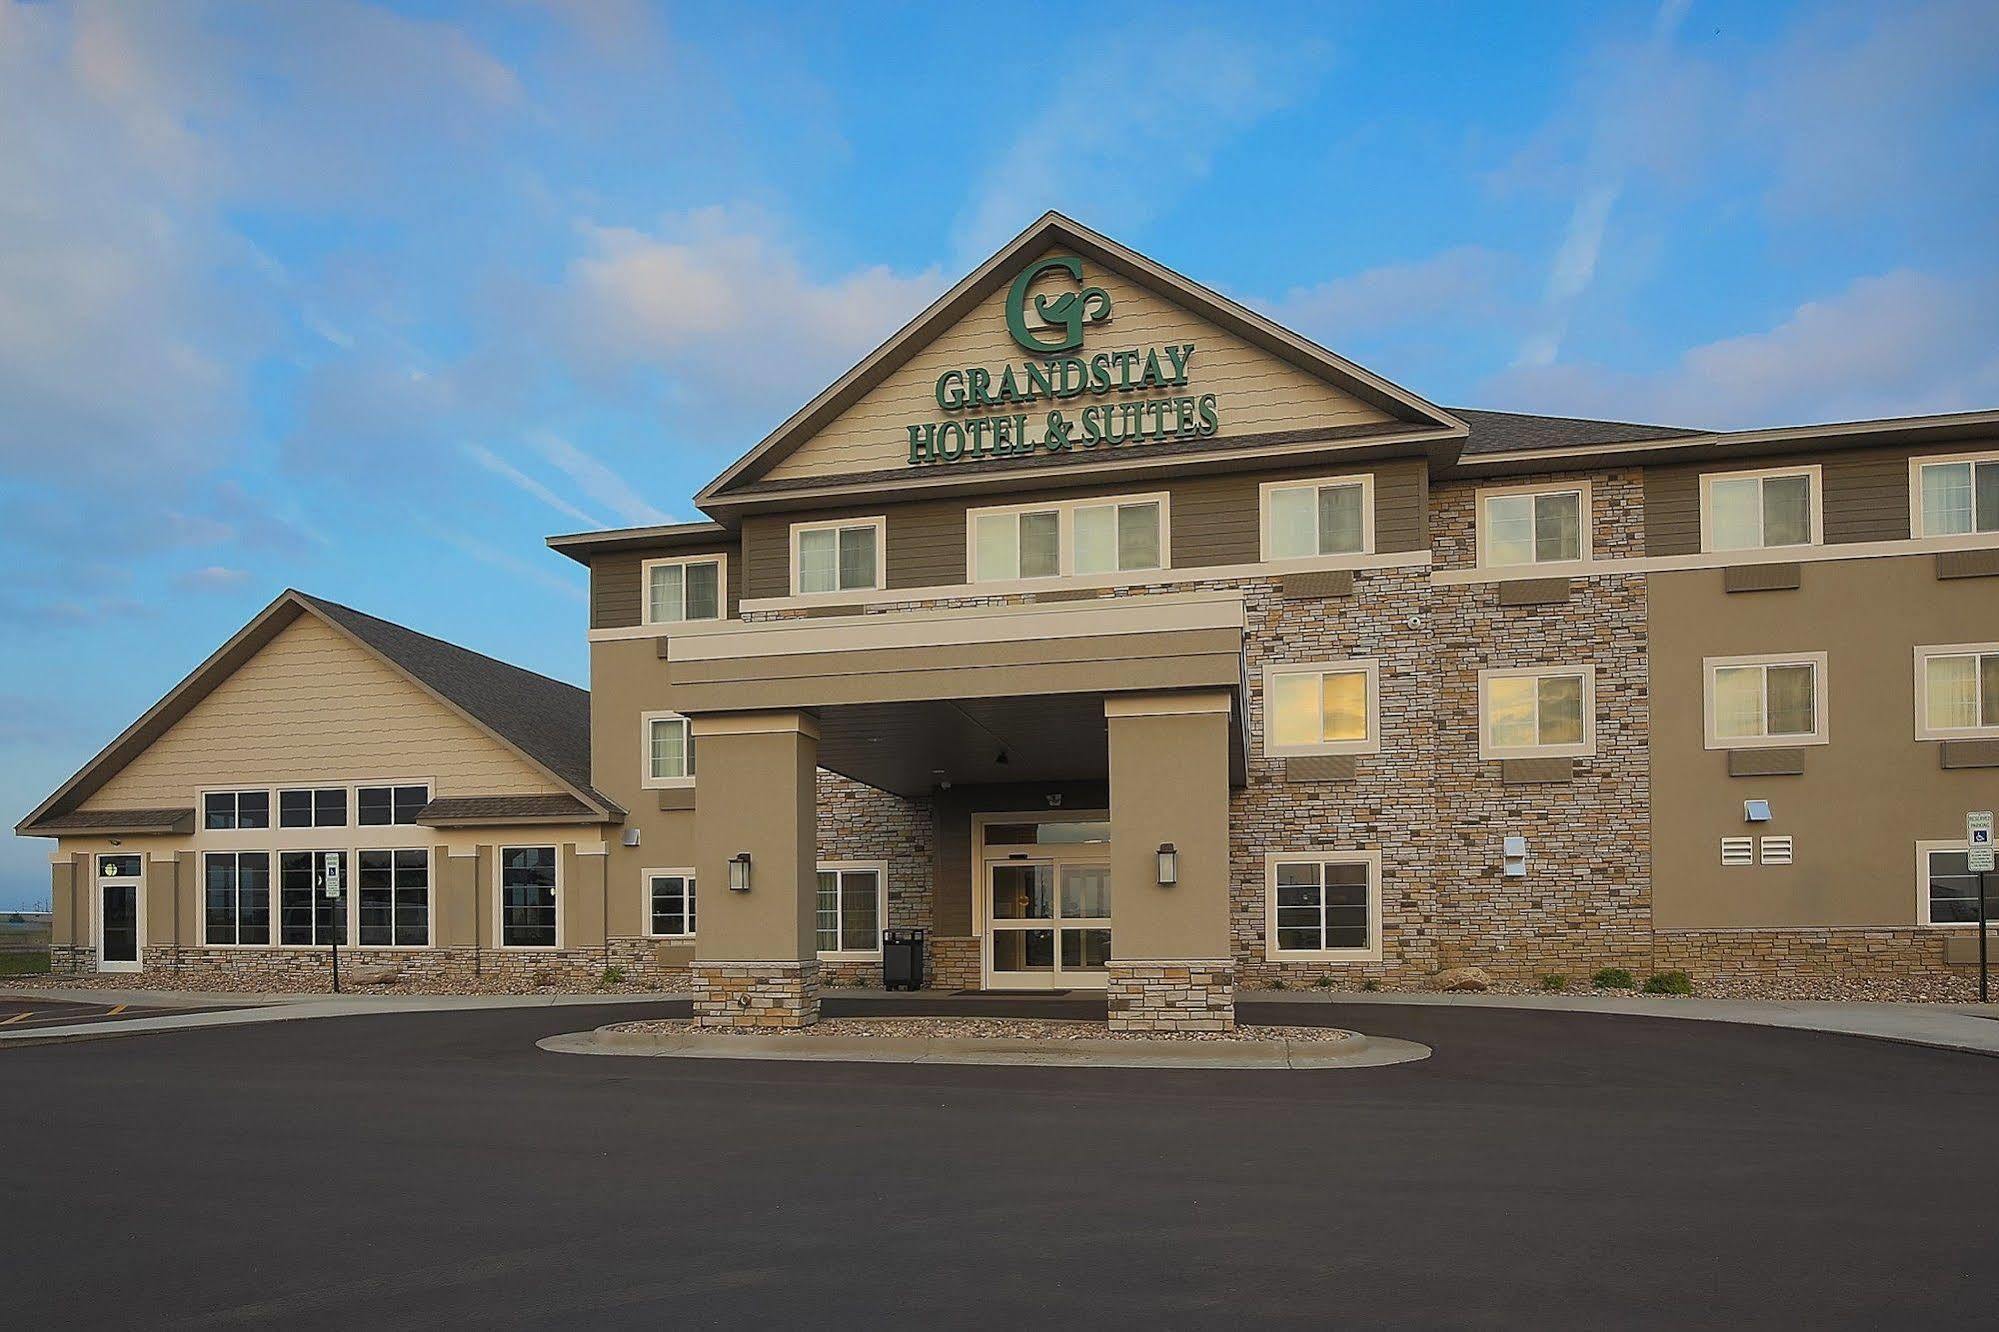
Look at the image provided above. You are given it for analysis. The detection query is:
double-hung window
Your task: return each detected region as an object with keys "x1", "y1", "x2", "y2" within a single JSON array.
[
  {"x1": 1261, "y1": 475, "x2": 1372, "y2": 561},
  {"x1": 358, "y1": 849, "x2": 430, "y2": 947},
  {"x1": 1479, "y1": 667, "x2": 1596, "y2": 760},
  {"x1": 644, "y1": 555, "x2": 725, "y2": 624},
  {"x1": 816, "y1": 863, "x2": 884, "y2": 958},
  {"x1": 1262, "y1": 660, "x2": 1380, "y2": 757},
  {"x1": 1915, "y1": 644, "x2": 1999, "y2": 739},
  {"x1": 1704, "y1": 653, "x2": 1828, "y2": 748},
  {"x1": 1921, "y1": 846, "x2": 1988, "y2": 926},
  {"x1": 1479, "y1": 482, "x2": 1587, "y2": 567},
  {"x1": 203, "y1": 851, "x2": 271, "y2": 946},
  {"x1": 1701, "y1": 467, "x2": 1820, "y2": 552},
  {"x1": 203, "y1": 790, "x2": 270, "y2": 831},
  {"x1": 279, "y1": 787, "x2": 348, "y2": 829},
  {"x1": 792, "y1": 518, "x2": 884, "y2": 596},
  {"x1": 968, "y1": 493, "x2": 1167, "y2": 582},
  {"x1": 357, "y1": 784, "x2": 430, "y2": 826},
  {"x1": 642, "y1": 712, "x2": 695, "y2": 788},
  {"x1": 500, "y1": 846, "x2": 558, "y2": 948},
  {"x1": 1913, "y1": 453, "x2": 1999, "y2": 537},
  {"x1": 647, "y1": 871, "x2": 696, "y2": 939},
  {"x1": 1266, "y1": 851, "x2": 1381, "y2": 960},
  {"x1": 278, "y1": 851, "x2": 346, "y2": 945}
]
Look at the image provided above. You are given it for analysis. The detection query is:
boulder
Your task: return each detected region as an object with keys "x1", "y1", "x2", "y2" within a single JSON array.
[
  {"x1": 346, "y1": 963, "x2": 401, "y2": 986},
  {"x1": 1431, "y1": 966, "x2": 1491, "y2": 993}
]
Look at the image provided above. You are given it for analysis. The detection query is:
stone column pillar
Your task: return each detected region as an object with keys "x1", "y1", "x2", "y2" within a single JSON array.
[
  {"x1": 690, "y1": 711, "x2": 820, "y2": 1028},
  {"x1": 1105, "y1": 691, "x2": 1236, "y2": 1031}
]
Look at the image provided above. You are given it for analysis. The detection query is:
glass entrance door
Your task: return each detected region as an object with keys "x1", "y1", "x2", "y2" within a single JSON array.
[
  {"x1": 985, "y1": 856, "x2": 1111, "y2": 990},
  {"x1": 97, "y1": 854, "x2": 142, "y2": 971}
]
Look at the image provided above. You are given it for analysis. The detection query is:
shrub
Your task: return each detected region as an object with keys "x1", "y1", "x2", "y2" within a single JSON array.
[
  {"x1": 1642, "y1": 971, "x2": 1692, "y2": 995},
  {"x1": 1267, "y1": 977, "x2": 1287, "y2": 990},
  {"x1": 1591, "y1": 967, "x2": 1635, "y2": 990},
  {"x1": 1314, "y1": 974, "x2": 1336, "y2": 988},
  {"x1": 1539, "y1": 973, "x2": 1567, "y2": 991},
  {"x1": 1360, "y1": 980, "x2": 1381, "y2": 992},
  {"x1": 598, "y1": 965, "x2": 626, "y2": 987}
]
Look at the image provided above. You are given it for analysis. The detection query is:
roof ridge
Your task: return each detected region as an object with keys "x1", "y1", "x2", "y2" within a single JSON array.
[{"x1": 288, "y1": 591, "x2": 586, "y2": 697}]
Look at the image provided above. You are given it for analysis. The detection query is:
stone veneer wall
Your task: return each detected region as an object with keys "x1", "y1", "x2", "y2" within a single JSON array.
[
  {"x1": 1652, "y1": 927, "x2": 1954, "y2": 982},
  {"x1": 815, "y1": 772, "x2": 935, "y2": 987},
  {"x1": 1106, "y1": 959, "x2": 1236, "y2": 1031},
  {"x1": 691, "y1": 960, "x2": 819, "y2": 1028}
]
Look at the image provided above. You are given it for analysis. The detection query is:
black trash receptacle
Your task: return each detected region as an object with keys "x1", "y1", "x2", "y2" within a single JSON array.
[{"x1": 881, "y1": 928, "x2": 926, "y2": 991}]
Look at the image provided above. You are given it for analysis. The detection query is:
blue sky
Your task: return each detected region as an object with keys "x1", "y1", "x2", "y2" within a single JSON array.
[{"x1": 2, "y1": 0, "x2": 1995, "y2": 907}]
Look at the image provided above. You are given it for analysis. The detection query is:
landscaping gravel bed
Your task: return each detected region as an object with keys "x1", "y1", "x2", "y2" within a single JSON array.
[
  {"x1": 602, "y1": 1016, "x2": 1358, "y2": 1043},
  {"x1": 1253, "y1": 975, "x2": 1987, "y2": 1003},
  {"x1": 8, "y1": 970, "x2": 683, "y2": 998}
]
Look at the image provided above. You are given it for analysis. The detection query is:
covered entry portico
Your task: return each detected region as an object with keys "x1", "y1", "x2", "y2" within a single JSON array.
[{"x1": 666, "y1": 591, "x2": 1247, "y2": 1030}]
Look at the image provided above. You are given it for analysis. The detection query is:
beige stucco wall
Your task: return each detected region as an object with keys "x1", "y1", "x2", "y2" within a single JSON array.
[
  {"x1": 761, "y1": 245, "x2": 1396, "y2": 481},
  {"x1": 690, "y1": 715, "x2": 818, "y2": 961},
  {"x1": 1107, "y1": 694, "x2": 1232, "y2": 960},
  {"x1": 589, "y1": 636, "x2": 699, "y2": 937},
  {"x1": 1650, "y1": 553, "x2": 1999, "y2": 928},
  {"x1": 82, "y1": 615, "x2": 559, "y2": 810}
]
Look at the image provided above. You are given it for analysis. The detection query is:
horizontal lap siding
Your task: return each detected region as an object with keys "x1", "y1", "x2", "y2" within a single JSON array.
[{"x1": 591, "y1": 545, "x2": 744, "y2": 630}]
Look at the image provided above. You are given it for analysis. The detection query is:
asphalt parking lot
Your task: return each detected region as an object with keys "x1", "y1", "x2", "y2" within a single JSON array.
[
  {"x1": 4, "y1": 996, "x2": 1996, "y2": 1328},
  {"x1": 0, "y1": 995, "x2": 229, "y2": 1031}
]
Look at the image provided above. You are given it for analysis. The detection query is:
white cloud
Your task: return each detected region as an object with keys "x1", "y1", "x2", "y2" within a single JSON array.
[
  {"x1": 1260, "y1": 248, "x2": 1513, "y2": 346},
  {"x1": 557, "y1": 208, "x2": 944, "y2": 428},
  {"x1": 175, "y1": 565, "x2": 253, "y2": 592},
  {"x1": 464, "y1": 444, "x2": 609, "y2": 529},
  {"x1": 524, "y1": 432, "x2": 672, "y2": 527},
  {"x1": 424, "y1": 523, "x2": 588, "y2": 604},
  {"x1": 948, "y1": 31, "x2": 1320, "y2": 262},
  {"x1": 1485, "y1": 269, "x2": 1999, "y2": 430}
]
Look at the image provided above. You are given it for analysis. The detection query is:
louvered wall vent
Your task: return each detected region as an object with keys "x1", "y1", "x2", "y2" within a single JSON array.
[
  {"x1": 1758, "y1": 836, "x2": 1794, "y2": 865},
  {"x1": 1720, "y1": 836, "x2": 1755, "y2": 867}
]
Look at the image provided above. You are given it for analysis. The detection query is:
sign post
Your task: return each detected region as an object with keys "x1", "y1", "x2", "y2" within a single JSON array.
[
  {"x1": 322, "y1": 851, "x2": 343, "y2": 996},
  {"x1": 1970, "y1": 813, "x2": 1993, "y2": 1004}
]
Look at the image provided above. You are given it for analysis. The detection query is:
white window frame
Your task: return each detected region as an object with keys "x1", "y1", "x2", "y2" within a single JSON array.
[
  {"x1": 353, "y1": 846, "x2": 434, "y2": 950},
  {"x1": 641, "y1": 553, "x2": 728, "y2": 626},
  {"x1": 1264, "y1": 849, "x2": 1383, "y2": 962},
  {"x1": 1474, "y1": 479, "x2": 1592, "y2": 569},
  {"x1": 277, "y1": 785, "x2": 351, "y2": 830},
  {"x1": 1913, "y1": 642, "x2": 1999, "y2": 740},
  {"x1": 1256, "y1": 474, "x2": 1375, "y2": 564},
  {"x1": 1916, "y1": 841, "x2": 1992, "y2": 928},
  {"x1": 641, "y1": 710, "x2": 696, "y2": 789},
  {"x1": 1909, "y1": 450, "x2": 1999, "y2": 539},
  {"x1": 93, "y1": 852, "x2": 146, "y2": 973},
  {"x1": 1702, "y1": 651, "x2": 1830, "y2": 750},
  {"x1": 642, "y1": 867, "x2": 697, "y2": 940},
  {"x1": 965, "y1": 491, "x2": 1172, "y2": 583},
  {"x1": 815, "y1": 859, "x2": 888, "y2": 961},
  {"x1": 789, "y1": 516, "x2": 887, "y2": 597},
  {"x1": 1477, "y1": 665, "x2": 1598, "y2": 760},
  {"x1": 200, "y1": 787, "x2": 274, "y2": 833},
  {"x1": 494, "y1": 844, "x2": 562, "y2": 950},
  {"x1": 199, "y1": 849, "x2": 275, "y2": 948},
  {"x1": 1698, "y1": 464, "x2": 1824, "y2": 553},
  {"x1": 1260, "y1": 658, "x2": 1382, "y2": 758}
]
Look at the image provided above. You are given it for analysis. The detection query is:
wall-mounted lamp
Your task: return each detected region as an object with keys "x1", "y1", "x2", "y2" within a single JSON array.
[
  {"x1": 728, "y1": 852, "x2": 752, "y2": 893},
  {"x1": 1156, "y1": 842, "x2": 1178, "y2": 886}
]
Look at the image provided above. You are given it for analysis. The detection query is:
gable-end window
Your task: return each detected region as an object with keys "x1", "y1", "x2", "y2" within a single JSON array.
[
  {"x1": 644, "y1": 555, "x2": 725, "y2": 624},
  {"x1": 203, "y1": 851, "x2": 271, "y2": 946},
  {"x1": 358, "y1": 784, "x2": 430, "y2": 826},
  {"x1": 1913, "y1": 453, "x2": 1999, "y2": 537},
  {"x1": 358, "y1": 849, "x2": 429, "y2": 948},
  {"x1": 1265, "y1": 851, "x2": 1382, "y2": 961},
  {"x1": 1915, "y1": 643, "x2": 1999, "y2": 739},
  {"x1": 1479, "y1": 666, "x2": 1596, "y2": 760},
  {"x1": 1704, "y1": 653, "x2": 1828, "y2": 749},
  {"x1": 642, "y1": 712, "x2": 695, "y2": 788},
  {"x1": 203, "y1": 790, "x2": 270, "y2": 831},
  {"x1": 279, "y1": 787, "x2": 348, "y2": 829},
  {"x1": 1261, "y1": 475, "x2": 1373, "y2": 561},
  {"x1": 816, "y1": 862, "x2": 885, "y2": 958},
  {"x1": 1478, "y1": 482, "x2": 1588, "y2": 567},
  {"x1": 1701, "y1": 467, "x2": 1821, "y2": 552},
  {"x1": 792, "y1": 518, "x2": 884, "y2": 596},
  {"x1": 1262, "y1": 659, "x2": 1381, "y2": 757},
  {"x1": 968, "y1": 493, "x2": 1169, "y2": 582},
  {"x1": 646, "y1": 870, "x2": 696, "y2": 939},
  {"x1": 1920, "y1": 845, "x2": 1988, "y2": 926},
  {"x1": 499, "y1": 845, "x2": 558, "y2": 948},
  {"x1": 278, "y1": 851, "x2": 346, "y2": 945}
]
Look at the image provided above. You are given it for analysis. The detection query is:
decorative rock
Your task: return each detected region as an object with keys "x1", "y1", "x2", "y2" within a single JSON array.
[
  {"x1": 1432, "y1": 966, "x2": 1491, "y2": 992},
  {"x1": 346, "y1": 963, "x2": 401, "y2": 986}
]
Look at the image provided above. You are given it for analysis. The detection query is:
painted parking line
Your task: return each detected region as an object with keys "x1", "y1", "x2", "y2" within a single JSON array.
[{"x1": 0, "y1": 1011, "x2": 30, "y2": 1025}]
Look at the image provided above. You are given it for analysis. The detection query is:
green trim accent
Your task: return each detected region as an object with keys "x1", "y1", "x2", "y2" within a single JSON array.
[{"x1": 1005, "y1": 256, "x2": 1111, "y2": 354}]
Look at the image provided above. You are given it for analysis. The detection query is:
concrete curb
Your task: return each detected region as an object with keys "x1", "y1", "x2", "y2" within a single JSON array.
[{"x1": 537, "y1": 1022, "x2": 1433, "y2": 1070}]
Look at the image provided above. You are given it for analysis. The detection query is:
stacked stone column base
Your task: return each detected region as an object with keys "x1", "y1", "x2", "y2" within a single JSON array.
[
  {"x1": 690, "y1": 961, "x2": 820, "y2": 1029},
  {"x1": 1105, "y1": 958, "x2": 1236, "y2": 1032}
]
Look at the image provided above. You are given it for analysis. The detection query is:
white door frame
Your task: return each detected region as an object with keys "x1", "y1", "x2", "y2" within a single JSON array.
[
  {"x1": 973, "y1": 810, "x2": 1112, "y2": 992},
  {"x1": 94, "y1": 854, "x2": 144, "y2": 973}
]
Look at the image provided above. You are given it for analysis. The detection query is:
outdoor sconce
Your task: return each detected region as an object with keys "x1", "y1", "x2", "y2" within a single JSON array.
[
  {"x1": 1156, "y1": 843, "x2": 1178, "y2": 886},
  {"x1": 728, "y1": 852, "x2": 752, "y2": 893}
]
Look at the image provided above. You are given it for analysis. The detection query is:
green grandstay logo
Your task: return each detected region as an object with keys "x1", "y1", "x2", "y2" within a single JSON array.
[{"x1": 906, "y1": 256, "x2": 1220, "y2": 467}]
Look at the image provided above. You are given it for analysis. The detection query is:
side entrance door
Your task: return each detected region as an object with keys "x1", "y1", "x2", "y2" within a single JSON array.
[{"x1": 96, "y1": 854, "x2": 143, "y2": 972}]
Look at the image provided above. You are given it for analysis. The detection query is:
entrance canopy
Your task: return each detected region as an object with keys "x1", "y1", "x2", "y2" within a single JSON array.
[{"x1": 664, "y1": 590, "x2": 1248, "y2": 796}]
